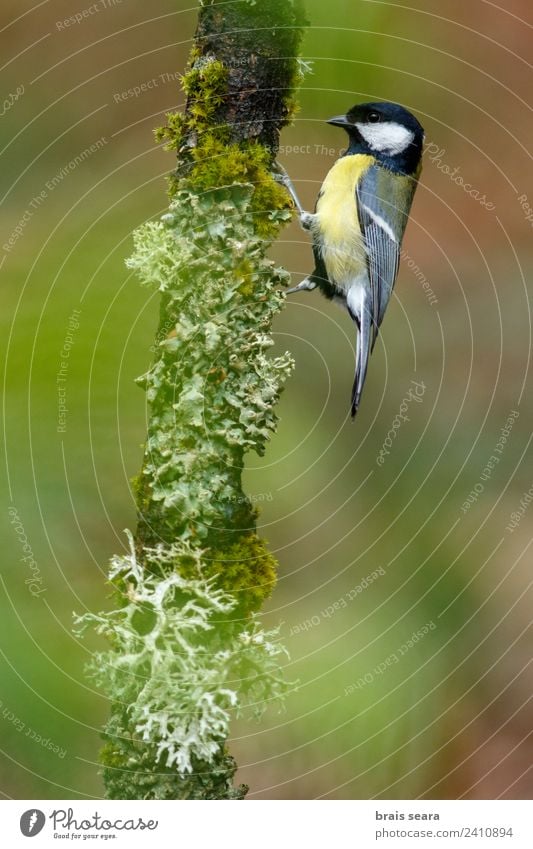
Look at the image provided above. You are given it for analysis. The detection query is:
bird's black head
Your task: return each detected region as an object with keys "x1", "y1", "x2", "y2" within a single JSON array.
[{"x1": 327, "y1": 101, "x2": 424, "y2": 174}]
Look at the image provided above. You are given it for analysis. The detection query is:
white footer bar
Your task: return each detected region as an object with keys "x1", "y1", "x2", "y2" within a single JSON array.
[{"x1": 2, "y1": 800, "x2": 532, "y2": 848}]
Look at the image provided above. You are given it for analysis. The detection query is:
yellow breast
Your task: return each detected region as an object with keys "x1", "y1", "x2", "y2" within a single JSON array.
[{"x1": 314, "y1": 153, "x2": 374, "y2": 285}]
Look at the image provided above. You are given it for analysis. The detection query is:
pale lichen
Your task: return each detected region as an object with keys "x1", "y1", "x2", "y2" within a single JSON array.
[
  {"x1": 78, "y1": 183, "x2": 295, "y2": 798},
  {"x1": 76, "y1": 532, "x2": 287, "y2": 776},
  {"x1": 127, "y1": 183, "x2": 293, "y2": 544}
]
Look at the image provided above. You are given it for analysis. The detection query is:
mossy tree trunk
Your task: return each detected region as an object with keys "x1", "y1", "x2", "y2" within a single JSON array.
[{"x1": 78, "y1": 0, "x2": 306, "y2": 800}]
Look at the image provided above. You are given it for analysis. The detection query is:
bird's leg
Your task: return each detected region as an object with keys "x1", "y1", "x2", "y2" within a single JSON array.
[
  {"x1": 272, "y1": 162, "x2": 317, "y2": 295},
  {"x1": 272, "y1": 161, "x2": 315, "y2": 231},
  {"x1": 285, "y1": 276, "x2": 317, "y2": 295}
]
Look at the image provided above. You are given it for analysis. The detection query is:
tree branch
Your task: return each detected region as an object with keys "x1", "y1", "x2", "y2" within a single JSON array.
[{"x1": 77, "y1": 0, "x2": 306, "y2": 800}]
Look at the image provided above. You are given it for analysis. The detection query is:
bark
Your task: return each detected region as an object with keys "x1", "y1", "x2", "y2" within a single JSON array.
[{"x1": 190, "y1": 0, "x2": 305, "y2": 150}]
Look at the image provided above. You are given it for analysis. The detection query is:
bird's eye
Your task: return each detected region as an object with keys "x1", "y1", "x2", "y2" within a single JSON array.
[{"x1": 368, "y1": 112, "x2": 381, "y2": 123}]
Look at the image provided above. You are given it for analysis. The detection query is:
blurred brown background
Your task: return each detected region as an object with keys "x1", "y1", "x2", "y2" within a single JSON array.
[{"x1": 1, "y1": 0, "x2": 532, "y2": 799}]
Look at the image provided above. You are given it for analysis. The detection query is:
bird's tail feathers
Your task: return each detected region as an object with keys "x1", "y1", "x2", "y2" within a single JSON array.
[
  {"x1": 370, "y1": 279, "x2": 380, "y2": 353},
  {"x1": 351, "y1": 290, "x2": 372, "y2": 417}
]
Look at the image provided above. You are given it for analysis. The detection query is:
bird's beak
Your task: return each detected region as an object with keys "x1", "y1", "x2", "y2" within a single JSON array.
[{"x1": 327, "y1": 114, "x2": 350, "y2": 128}]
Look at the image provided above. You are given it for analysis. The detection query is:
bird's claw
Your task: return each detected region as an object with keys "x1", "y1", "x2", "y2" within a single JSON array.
[
  {"x1": 285, "y1": 277, "x2": 317, "y2": 295},
  {"x1": 271, "y1": 160, "x2": 289, "y2": 181},
  {"x1": 271, "y1": 160, "x2": 311, "y2": 226}
]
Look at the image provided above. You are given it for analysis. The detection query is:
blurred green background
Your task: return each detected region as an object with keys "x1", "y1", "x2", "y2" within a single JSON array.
[{"x1": 1, "y1": 0, "x2": 532, "y2": 800}]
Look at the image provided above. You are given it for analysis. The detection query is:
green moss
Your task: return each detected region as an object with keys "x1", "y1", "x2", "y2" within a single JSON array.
[
  {"x1": 130, "y1": 471, "x2": 149, "y2": 518},
  {"x1": 175, "y1": 533, "x2": 278, "y2": 616},
  {"x1": 155, "y1": 57, "x2": 228, "y2": 153},
  {"x1": 181, "y1": 58, "x2": 228, "y2": 106},
  {"x1": 157, "y1": 125, "x2": 293, "y2": 241},
  {"x1": 154, "y1": 112, "x2": 187, "y2": 151},
  {"x1": 210, "y1": 535, "x2": 278, "y2": 615},
  {"x1": 186, "y1": 138, "x2": 292, "y2": 240},
  {"x1": 155, "y1": 43, "x2": 296, "y2": 241}
]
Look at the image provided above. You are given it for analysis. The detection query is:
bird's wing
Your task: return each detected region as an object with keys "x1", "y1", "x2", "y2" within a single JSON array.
[{"x1": 356, "y1": 164, "x2": 419, "y2": 348}]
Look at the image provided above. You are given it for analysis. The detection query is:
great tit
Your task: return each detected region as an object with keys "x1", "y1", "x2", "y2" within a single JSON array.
[{"x1": 275, "y1": 101, "x2": 424, "y2": 416}]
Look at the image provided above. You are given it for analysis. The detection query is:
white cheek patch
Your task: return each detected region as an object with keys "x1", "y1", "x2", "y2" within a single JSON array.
[{"x1": 355, "y1": 121, "x2": 415, "y2": 155}]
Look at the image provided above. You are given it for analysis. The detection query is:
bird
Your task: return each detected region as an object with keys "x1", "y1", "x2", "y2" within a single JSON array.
[{"x1": 274, "y1": 101, "x2": 424, "y2": 416}]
